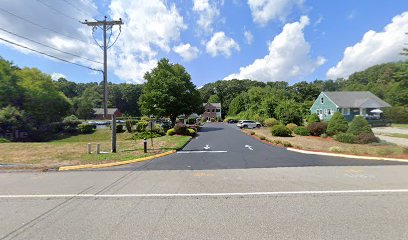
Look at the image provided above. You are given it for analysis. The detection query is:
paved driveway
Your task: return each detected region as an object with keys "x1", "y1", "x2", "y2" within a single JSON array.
[{"x1": 108, "y1": 123, "x2": 405, "y2": 171}]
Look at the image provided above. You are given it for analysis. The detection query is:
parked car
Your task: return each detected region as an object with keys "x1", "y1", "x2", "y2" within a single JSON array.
[
  {"x1": 237, "y1": 120, "x2": 261, "y2": 129},
  {"x1": 159, "y1": 121, "x2": 172, "y2": 130},
  {"x1": 228, "y1": 119, "x2": 238, "y2": 123}
]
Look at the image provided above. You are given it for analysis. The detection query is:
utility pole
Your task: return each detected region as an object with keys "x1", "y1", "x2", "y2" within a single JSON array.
[{"x1": 82, "y1": 16, "x2": 123, "y2": 119}]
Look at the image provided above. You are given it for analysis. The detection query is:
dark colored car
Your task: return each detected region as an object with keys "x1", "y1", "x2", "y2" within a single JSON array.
[{"x1": 228, "y1": 119, "x2": 238, "y2": 123}]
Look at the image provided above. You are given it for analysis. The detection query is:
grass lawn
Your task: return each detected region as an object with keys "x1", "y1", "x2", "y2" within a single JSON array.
[
  {"x1": 245, "y1": 128, "x2": 408, "y2": 159},
  {"x1": 384, "y1": 133, "x2": 408, "y2": 139},
  {"x1": 392, "y1": 124, "x2": 408, "y2": 129},
  {"x1": 0, "y1": 129, "x2": 191, "y2": 168}
]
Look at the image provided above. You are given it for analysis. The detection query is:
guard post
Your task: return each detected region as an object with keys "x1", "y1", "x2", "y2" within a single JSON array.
[{"x1": 143, "y1": 138, "x2": 147, "y2": 153}]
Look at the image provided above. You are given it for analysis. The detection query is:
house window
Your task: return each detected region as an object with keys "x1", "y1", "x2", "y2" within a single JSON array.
[
  {"x1": 321, "y1": 97, "x2": 324, "y2": 104},
  {"x1": 216, "y1": 109, "x2": 221, "y2": 112},
  {"x1": 325, "y1": 108, "x2": 332, "y2": 115},
  {"x1": 207, "y1": 109, "x2": 210, "y2": 112},
  {"x1": 341, "y1": 108, "x2": 350, "y2": 115},
  {"x1": 317, "y1": 109, "x2": 323, "y2": 115},
  {"x1": 212, "y1": 109, "x2": 215, "y2": 112}
]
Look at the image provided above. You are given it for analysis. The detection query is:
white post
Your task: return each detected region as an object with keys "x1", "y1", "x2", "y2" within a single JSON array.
[{"x1": 88, "y1": 143, "x2": 92, "y2": 154}]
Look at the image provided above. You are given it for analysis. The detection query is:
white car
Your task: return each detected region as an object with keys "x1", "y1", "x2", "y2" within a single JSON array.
[{"x1": 237, "y1": 120, "x2": 261, "y2": 129}]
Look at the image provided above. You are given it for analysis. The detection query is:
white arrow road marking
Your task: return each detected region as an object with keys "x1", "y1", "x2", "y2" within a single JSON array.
[
  {"x1": 204, "y1": 145, "x2": 210, "y2": 150},
  {"x1": 245, "y1": 145, "x2": 253, "y2": 151}
]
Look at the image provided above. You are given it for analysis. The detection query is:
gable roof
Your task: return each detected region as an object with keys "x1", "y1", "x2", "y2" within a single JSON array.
[
  {"x1": 322, "y1": 91, "x2": 391, "y2": 108},
  {"x1": 93, "y1": 108, "x2": 119, "y2": 115},
  {"x1": 203, "y1": 102, "x2": 221, "y2": 108}
]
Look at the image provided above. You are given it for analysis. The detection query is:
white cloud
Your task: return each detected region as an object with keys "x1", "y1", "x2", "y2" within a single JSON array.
[
  {"x1": 173, "y1": 43, "x2": 200, "y2": 61},
  {"x1": 0, "y1": 0, "x2": 187, "y2": 83},
  {"x1": 244, "y1": 30, "x2": 254, "y2": 44},
  {"x1": 327, "y1": 11, "x2": 408, "y2": 79},
  {"x1": 192, "y1": 0, "x2": 220, "y2": 33},
  {"x1": 109, "y1": 0, "x2": 187, "y2": 82},
  {"x1": 224, "y1": 16, "x2": 325, "y2": 82},
  {"x1": 248, "y1": 0, "x2": 304, "y2": 25},
  {"x1": 51, "y1": 72, "x2": 66, "y2": 80},
  {"x1": 206, "y1": 32, "x2": 240, "y2": 58}
]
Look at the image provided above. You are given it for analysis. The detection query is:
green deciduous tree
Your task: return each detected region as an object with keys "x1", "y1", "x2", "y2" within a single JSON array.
[
  {"x1": 274, "y1": 100, "x2": 304, "y2": 125},
  {"x1": 139, "y1": 59, "x2": 202, "y2": 126}
]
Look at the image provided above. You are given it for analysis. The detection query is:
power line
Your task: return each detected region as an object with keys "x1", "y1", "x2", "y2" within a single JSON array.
[
  {"x1": 35, "y1": 0, "x2": 81, "y2": 22},
  {"x1": 61, "y1": 0, "x2": 96, "y2": 21},
  {"x1": 0, "y1": 27, "x2": 103, "y2": 64},
  {"x1": 0, "y1": 7, "x2": 86, "y2": 43},
  {"x1": 0, "y1": 37, "x2": 103, "y2": 72}
]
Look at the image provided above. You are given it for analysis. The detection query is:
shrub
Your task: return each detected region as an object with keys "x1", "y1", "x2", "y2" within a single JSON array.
[
  {"x1": 307, "y1": 114, "x2": 320, "y2": 124},
  {"x1": 140, "y1": 116, "x2": 150, "y2": 122},
  {"x1": 294, "y1": 126, "x2": 310, "y2": 136},
  {"x1": 347, "y1": 116, "x2": 373, "y2": 135},
  {"x1": 63, "y1": 115, "x2": 82, "y2": 133},
  {"x1": 116, "y1": 124, "x2": 124, "y2": 133},
  {"x1": 249, "y1": 131, "x2": 255, "y2": 135},
  {"x1": 151, "y1": 125, "x2": 165, "y2": 135},
  {"x1": 282, "y1": 141, "x2": 293, "y2": 147},
  {"x1": 356, "y1": 132, "x2": 379, "y2": 144},
  {"x1": 383, "y1": 106, "x2": 408, "y2": 123},
  {"x1": 333, "y1": 133, "x2": 357, "y2": 144},
  {"x1": 286, "y1": 123, "x2": 298, "y2": 132},
  {"x1": 0, "y1": 138, "x2": 10, "y2": 143},
  {"x1": 320, "y1": 133, "x2": 328, "y2": 138},
  {"x1": 217, "y1": 116, "x2": 222, "y2": 122},
  {"x1": 167, "y1": 128, "x2": 176, "y2": 136},
  {"x1": 186, "y1": 117, "x2": 197, "y2": 124},
  {"x1": 259, "y1": 136, "x2": 266, "y2": 140},
  {"x1": 187, "y1": 128, "x2": 196, "y2": 136},
  {"x1": 210, "y1": 118, "x2": 216, "y2": 122},
  {"x1": 125, "y1": 119, "x2": 133, "y2": 133},
  {"x1": 174, "y1": 123, "x2": 189, "y2": 135},
  {"x1": 132, "y1": 131, "x2": 162, "y2": 140},
  {"x1": 77, "y1": 124, "x2": 94, "y2": 134},
  {"x1": 326, "y1": 112, "x2": 349, "y2": 136},
  {"x1": 270, "y1": 125, "x2": 292, "y2": 137},
  {"x1": 264, "y1": 118, "x2": 279, "y2": 127},
  {"x1": 135, "y1": 121, "x2": 149, "y2": 132},
  {"x1": 307, "y1": 122, "x2": 327, "y2": 136}
]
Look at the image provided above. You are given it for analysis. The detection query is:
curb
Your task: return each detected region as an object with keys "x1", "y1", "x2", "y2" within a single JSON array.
[
  {"x1": 287, "y1": 148, "x2": 408, "y2": 162},
  {"x1": 58, "y1": 150, "x2": 176, "y2": 171}
]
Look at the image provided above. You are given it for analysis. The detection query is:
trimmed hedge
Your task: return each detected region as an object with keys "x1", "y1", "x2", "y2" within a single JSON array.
[
  {"x1": 307, "y1": 122, "x2": 327, "y2": 136},
  {"x1": 78, "y1": 124, "x2": 94, "y2": 134},
  {"x1": 116, "y1": 124, "x2": 125, "y2": 133},
  {"x1": 307, "y1": 114, "x2": 320, "y2": 124},
  {"x1": 125, "y1": 119, "x2": 133, "y2": 133},
  {"x1": 135, "y1": 121, "x2": 149, "y2": 132},
  {"x1": 326, "y1": 112, "x2": 349, "y2": 136},
  {"x1": 167, "y1": 128, "x2": 176, "y2": 136},
  {"x1": 270, "y1": 125, "x2": 292, "y2": 137},
  {"x1": 347, "y1": 116, "x2": 373, "y2": 135},
  {"x1": 356, "y1": 132, "x2": 379, "y2": 144},
  {"x1": 333, "y1": 133, "x2": 356, "y2": 144},
  {"x1": 294, "y1": 126, "x2": 310, "y2": 136},
  {"x1": 286, "y1": 123, "x2": 298, "y2": 132},
  {"x1": 264, "y1": 118, "x2": 280, "y2": 127}
]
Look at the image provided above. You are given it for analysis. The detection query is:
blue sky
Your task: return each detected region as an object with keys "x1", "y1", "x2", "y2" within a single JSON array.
[{"x1": 0, "y1": 0, "x2": 407, "y2": 87}]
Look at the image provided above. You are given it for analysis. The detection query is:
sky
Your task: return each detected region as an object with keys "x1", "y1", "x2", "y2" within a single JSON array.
[{"x1": 0, "y1": 0, "x2": 407, "y2": 87}]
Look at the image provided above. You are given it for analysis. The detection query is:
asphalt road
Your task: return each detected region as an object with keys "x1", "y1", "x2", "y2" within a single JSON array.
[
  {"x1": 1, "y1": 123, "x2": 408, "y2": 239},
  {"x1": 111, "y1": 123, "x2": 406, "y2": 171}
]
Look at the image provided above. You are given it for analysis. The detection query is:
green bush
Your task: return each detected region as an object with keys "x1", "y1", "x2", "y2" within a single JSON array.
[
  {"x1": 167, "y1": 128, "x2": 176, "y2": 136},
  {"x1": 63, "y1": 115, "x2": 82, "y2": 133},
  {"x1": 270, "y1": 125, "x2": 292, "y2": 137},
  {"x1": 333, "y1": 133, "x2": 357, "y2": 144},
  {"x1": 326, "y1": 112, "x2": 349, "y2": 136},
  {"x1": 77, "y1": 124, "x2": 95, "y2": 134},
  {"x1": 186, "y1": 117, "x2": 197, "y2": 124},
  {"x1": 294, "y1": 126, "x2": 310, "y2": 136},
  {"x1": 384, "y1": 106, "x2": 408, "y2": 123},
  {"x1": 259, "y1": 136, "x2": 266, "y2": 140},
  {"x1": 0, "y1": 138, "x2": 10, "y2": 143},
  {"x1": 125, "y1": 119, "x2": 133, "y2": 133},
  {"x1": 347, "y1": 116, "x2": 373, "y2": 135},
  {"x1": 140, "y1": 116, "x2": 150, "y2": 122},
  {"x1": 307, "y1": 114, "x2": 320, "y2": 124},
  {"x1": 132, "y1": 131, "x2": 162, "y2": 140},
  {"x1": 320, "y1": 133, "x2": 328, "y2": 138},
  {"x1": 187, "y1": 128, "x2": 196, "y2": 136},
  {"x1": 275, "y1": 100, "x2": 304, "y2": 125},
  {"x1": 116, "y1": 124, "x2": 125, "y2": 133},
  {"x1": 356, "y1": 132, "x2": 379, "y2": 144},
  {"x1": 307, "y1": 122, "x2": 327, "y2": 136},
  {"x1": 264, "y1": 118, "x2": 279, "y2": 127},
  {"x1": 286, "y1": 123, "x2": 298, "y2": 132},
  {"x1": 174, "y1": 123, "x2": 189, "y2": 135},
  {"x1": 135, "y1": 121, "x2": 149, "y2": 132},
  {"x1": 249, "y1": 131, "x2": 255, "y2": 135},
  {"x1": 210, "y1": 118, "x2": 216, "y2": 122}
]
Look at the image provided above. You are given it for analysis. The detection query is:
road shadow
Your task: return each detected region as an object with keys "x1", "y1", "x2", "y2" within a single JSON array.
[{"x1": 198, "y1": 127, "x2": 223, "y2": 132}]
